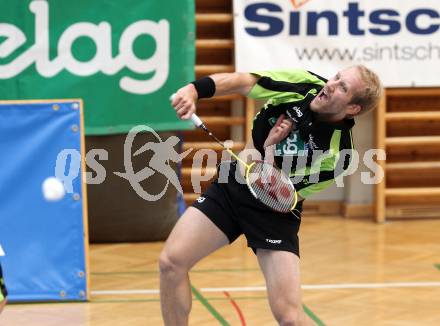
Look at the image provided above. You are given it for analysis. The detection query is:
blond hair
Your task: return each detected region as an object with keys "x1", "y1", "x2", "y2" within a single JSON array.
[{"x1": 350, "y1": 65, "x2": 383, "y2": 114}]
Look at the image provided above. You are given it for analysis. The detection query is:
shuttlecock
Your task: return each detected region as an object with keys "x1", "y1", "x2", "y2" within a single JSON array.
[{"x1": 42, "y1": 177, "x2": 65, "y2": 201}]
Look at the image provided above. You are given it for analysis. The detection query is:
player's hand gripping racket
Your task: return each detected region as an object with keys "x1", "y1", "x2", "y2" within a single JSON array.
[{"x1": 171, "y1": 94, "x2": 298, "y2": 213}]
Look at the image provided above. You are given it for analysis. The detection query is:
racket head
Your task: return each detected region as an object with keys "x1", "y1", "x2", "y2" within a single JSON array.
[{"x1": 245, "y1": 161, "x2": 297, "y2": 213}]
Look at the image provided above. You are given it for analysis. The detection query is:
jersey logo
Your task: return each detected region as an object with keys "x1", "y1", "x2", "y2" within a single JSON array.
[
  {"x1": 196, "y1": 196, "x2": 206, "y2": 203},
  {"x1": 266, "y1": 239, "x2": 282, "y2": 244},
  {"x1": 285, "y1": 106, "x2": 302, "y2": 122},
  {"x1": 275, "y1": 130, "x2": 307, "y2": 156},
  {"x1": 305, "y1": 134, "x2": 319, "y2": 151},
  {"x1": 293, "y1": 106, "x2": 303, "y2": 117},
  {"x1": 268, "y1": 116, "x2": 307, "y2": 156}
]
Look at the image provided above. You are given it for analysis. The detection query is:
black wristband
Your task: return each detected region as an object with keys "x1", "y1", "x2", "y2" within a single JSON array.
[{"x1": 191, "y1": 76, "x2": 216, "y2": 99}]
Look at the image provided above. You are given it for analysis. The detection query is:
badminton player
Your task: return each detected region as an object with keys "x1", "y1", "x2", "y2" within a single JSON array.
[
  {"x1": 160, "y1": 66, "x2": 382, "y2": 325},
  {"x1": 0, "y1": 263, "x2": 7, "y2": 313}
]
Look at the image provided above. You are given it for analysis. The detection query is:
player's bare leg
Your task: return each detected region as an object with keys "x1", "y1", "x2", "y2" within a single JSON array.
[
  {"x1": 159, "y1": 207, "x2": 229, "y2": 325},
  {"x1": 257, "y1": 249, "x2": 314, "y2": 326}
]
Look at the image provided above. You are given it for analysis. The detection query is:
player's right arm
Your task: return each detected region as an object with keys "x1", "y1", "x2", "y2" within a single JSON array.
[
  {"x1": 171, "y1": 72, "x2": 258, "y2": 119},
  {"x1": 210, "y1": 72, "x2": 258, "y2": 97}
]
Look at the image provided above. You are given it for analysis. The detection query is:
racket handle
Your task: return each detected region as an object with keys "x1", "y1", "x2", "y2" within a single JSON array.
[
  {"x1": 170, "y1": 93, "x2": 204, "y2": 128},
  {"x1": 190, "y1": 113, "x2": 203, "y2": 128}
]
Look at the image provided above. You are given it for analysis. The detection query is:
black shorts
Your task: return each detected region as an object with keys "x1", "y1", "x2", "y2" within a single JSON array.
[
  {"x1": 0, "y1": 263, "x2": 7, "y2": 300},
  {"x1": 192, "y1": 162, "x2": 303, "y2": 257}
]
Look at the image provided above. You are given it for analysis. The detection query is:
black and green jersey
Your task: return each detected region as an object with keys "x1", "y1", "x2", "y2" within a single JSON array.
[
  {"x1": 248, "y1": 69, "x2": 355, "y2": 199},
  {"x1": 0, "y1": 263, "x2": 7, "y2": 300}
]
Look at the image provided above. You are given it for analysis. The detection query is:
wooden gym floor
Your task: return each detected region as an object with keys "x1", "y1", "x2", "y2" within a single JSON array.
[{"x1": 2, "y1": 215, "x2": 440, "y2": 325}]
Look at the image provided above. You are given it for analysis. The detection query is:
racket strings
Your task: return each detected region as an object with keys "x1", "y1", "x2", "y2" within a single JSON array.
[
  {"x1": 192, "y1": 116, "x2": 298, "y2": 212},
  {"x1": 247, "y1": 162, "x2": 296, "y2": 212}
]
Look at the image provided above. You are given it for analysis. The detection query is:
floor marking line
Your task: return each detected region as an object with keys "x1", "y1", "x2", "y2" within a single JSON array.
[
  {"x1": 224, "y1": 291, "x2": 246, "y2": 326},
  {"x1": 92, "y1": 289, "x2": 160, "y2": 295},
  {"x1": 91, "y1": 268, "x2": 260, "y2": 276},
  {"x1": 303, "y1": 304, "x2": 326, "y2": 326},
  {"x1": 191, "y1": 286, "x2": 229, "y2": 326},
  {"x1": 91, "y1": 296, "x2": 269, "y2": 304},
  {"x1": 302, "y1": 282, "x2": 440, "y2": 290},
  {"x1": 202, "y1": 282, "x2": 440, "y2": 292},
  {"x1": 91, "y1": 281, "x2": 440, "y2": 296},
  {"x1": 201, "y1": 287, "x2": 265, "y2": 293}
]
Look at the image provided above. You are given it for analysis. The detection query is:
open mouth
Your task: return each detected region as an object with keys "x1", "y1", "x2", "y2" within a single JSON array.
[{"x1": 318, "y1": 88, "x2": 329, "y2": 101}]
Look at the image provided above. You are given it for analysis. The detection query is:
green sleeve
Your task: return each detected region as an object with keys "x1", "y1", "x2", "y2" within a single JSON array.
[
  {"x1": 248, "y1": 69, "x2": 325, "y2": 101},
  {"x1": 298, "y1": 180, "x2": 335, "y2": 199}
]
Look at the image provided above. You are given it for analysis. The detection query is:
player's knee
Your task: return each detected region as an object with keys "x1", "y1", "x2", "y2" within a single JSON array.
[
  {"x1": 273, "y1": 304, "x2": 302, "y2": 326},
  {"x1": 158, "y1": 250, "x2": 188, "y2": 277},
  {"x1": 276, "y1": 314, "x2": 300, "y2": 326}
]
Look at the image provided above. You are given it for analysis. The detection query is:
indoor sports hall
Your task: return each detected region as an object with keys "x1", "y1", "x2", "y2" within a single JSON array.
[{"x1": 1, "y1": 1, "x2": 439, "y2": 325}]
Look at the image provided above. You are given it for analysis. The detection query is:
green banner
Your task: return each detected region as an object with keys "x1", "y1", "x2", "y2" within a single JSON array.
[{"x1": 0, "y1": 0, "x2": 195, "y2": 134}]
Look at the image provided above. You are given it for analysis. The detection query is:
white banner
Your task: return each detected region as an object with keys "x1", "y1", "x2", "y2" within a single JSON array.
[{"x1": 234, "y1": 0, "x2": 440, "y2": 87}]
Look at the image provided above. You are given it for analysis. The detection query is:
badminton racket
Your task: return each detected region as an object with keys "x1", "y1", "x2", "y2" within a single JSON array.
[{"x1": 171, "y1": 94, "x2": 298, "y2": 213}]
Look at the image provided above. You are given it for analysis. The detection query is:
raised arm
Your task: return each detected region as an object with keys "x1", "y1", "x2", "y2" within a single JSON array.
[
  {"x1": 210, "y1": 72, "x2": 258, "y2": 96},
  {"x1": 171, "y1": 72, "x2": 258, "y2": 119}
]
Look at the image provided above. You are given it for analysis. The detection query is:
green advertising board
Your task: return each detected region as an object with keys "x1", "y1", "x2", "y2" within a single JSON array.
[{"x1": 0, "y1": 0, "x2": 194, "y2": 134}]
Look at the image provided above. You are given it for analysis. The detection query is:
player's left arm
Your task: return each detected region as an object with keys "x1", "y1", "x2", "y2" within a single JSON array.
[
  {"x1": 263, "y1": 114, "x2": 295, "y2": 149},
  {"x1": 238, "y1": 113, "x2": 295, "y2": 165},
  {"x1": 263, "y1": 114, "x2": 295, "y2": 162},
  {"x1": 263, "y1": 115, "x2": 304, "y2": 201}
]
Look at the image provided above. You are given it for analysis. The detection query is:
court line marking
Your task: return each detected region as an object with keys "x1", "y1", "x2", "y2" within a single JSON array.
[
  {"x1": 91, "y1": 268, "x2": 260, "y2": 275},
  {"x1": 92, "y1": 296, "x2": 267, "y2": 303},
  {"x1": 191, "y1": 286, "x2": 229, "y2": 326},
  {"x1": 91, "y1": 281, "x2": 440, "y2": 296},
  {"x1": 203, "y1": 282, "x2": 440, "y2": 292},
  {"x1": 90, "y1": 295, "x2": 330, "y2": 324},
  {"x1": 223, "y1": 291, "x2": 246, "y2": 326},
  {"x1": 93, "y1": 289, "x2": 160, "y2": 295},
  {"x1": 303, "y1": 304, "x2": 326, "y2": 326},
  {"x1": 92, "y1": 291, "x2": 324, "y2": 325}
]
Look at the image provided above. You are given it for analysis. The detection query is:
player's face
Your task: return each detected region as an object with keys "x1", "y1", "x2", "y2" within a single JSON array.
[{"x1": 310, "y1": 67, "x2": 363, "y2": 121}]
